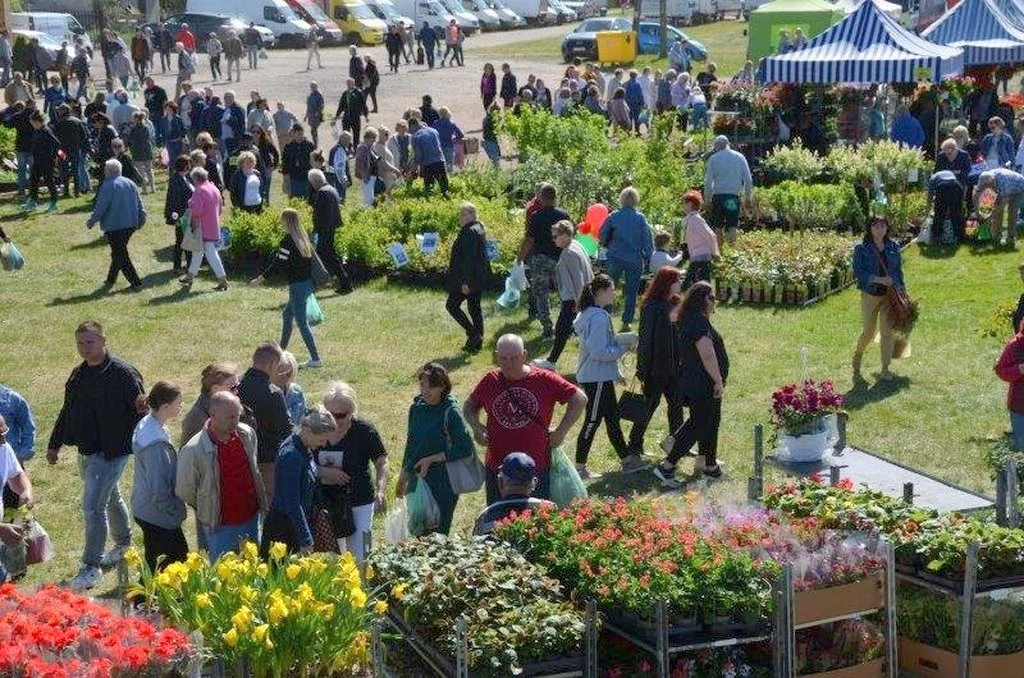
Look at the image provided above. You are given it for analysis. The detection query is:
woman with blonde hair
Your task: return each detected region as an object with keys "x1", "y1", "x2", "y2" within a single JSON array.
[
  {"x1": 373, "y1": 125, "x2": 401, "y2": 200},
  {"x1": 251, "y1": 209, "x2": 322, "y2": 368}
]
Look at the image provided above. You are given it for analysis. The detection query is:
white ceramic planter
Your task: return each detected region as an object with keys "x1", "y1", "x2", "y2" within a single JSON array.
[{"x1": 778, "y1": 414, "x2": 837, "y2": 463}]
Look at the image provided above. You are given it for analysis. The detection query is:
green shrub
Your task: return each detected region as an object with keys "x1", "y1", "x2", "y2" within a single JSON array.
[
  {"x1": 753, "y1": 181, "x2": 864, "y2": 231},
  {"x1": 761, "y1": 141, "x2": 826, "y2": 184},
  {"x1": 497, "y1": 105, "x2": 610, "y2": 164},
  {"x1": 0, "y1": 126, "x2": 14, "y2": 159},
  {"x1": 227, "y1": 198, "x2": 313, "y2": 258}
]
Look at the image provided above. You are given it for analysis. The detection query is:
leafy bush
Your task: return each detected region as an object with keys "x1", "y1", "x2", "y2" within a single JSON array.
[
  {"x1": 753, "y1": 181, "x2": 864, "y2": 231},
  {"x1": 0, "y1": 125, "x2": 15, "y2": 159},
  {"x1": 716, "y1": 230, "x2": 855, "y2": 289},
  {"x1": 227, "y1": 198, "x2": 313, "y2": 259},
  {"x1": 497, "y1": 104, "x2": 610, "y2": 164},
  {"x1": 761, "y1": 141, "x2": 826, "y2": 184},
  {"x1": 898, "y1": 585, "x2": 1024, "y2": 655}
]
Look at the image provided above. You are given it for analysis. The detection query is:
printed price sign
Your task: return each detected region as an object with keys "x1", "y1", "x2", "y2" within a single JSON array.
[
  {"x1": 418, "y1": 232, "x2": 440, "y2": 255},
  {"x1": 486, "y1": 239, "x2": 499, "y2": 261},
  {"x1": 387, "y1": 243, "x2": 410, "y2": 268}
]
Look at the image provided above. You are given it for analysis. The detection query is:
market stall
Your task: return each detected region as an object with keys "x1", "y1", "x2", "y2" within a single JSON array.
[
  {"x1": 921, "y1": 0, "x2": 1024, "y2": 65},
  {"x1": 757, "y1": 0, "x2": 964, "y2": 84},
  {"x1": 748, "y1": 0, "x2": 845, "y2": 61}
]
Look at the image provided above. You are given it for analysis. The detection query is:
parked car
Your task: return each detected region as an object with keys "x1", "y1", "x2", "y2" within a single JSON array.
[
  {"x1": 560, "y1": 0, "x2": 606, "y2": 18},
  {"x1": 485, "y1": 0, "x2": 528, "y2": 27},
  {"x1": 548, "y1": 0, "x2": 578, "y2": 23},
  {"x1": 142, "y1": 14, "x2": 276, "y2": 53},
  {"x1": 10, "y1": 12, "x2": 93, "y2": 57},
  {"x1": 12, "y1": 29, "x2": 62, "y2": 66},
  {"x1": 560, "y1": 15, "x2": 631, "y2": 62},
  {"x1": 637, "y1": 22, "x2": 706, "y2": 58}
]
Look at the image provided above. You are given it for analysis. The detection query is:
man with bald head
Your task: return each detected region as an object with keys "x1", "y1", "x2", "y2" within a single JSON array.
[
  {"x1": 463, "y1": 333, "x2": 587, "y2": 503},
  {"x1": 177, "y1": 390, "x2": 266, "y2": 561}
]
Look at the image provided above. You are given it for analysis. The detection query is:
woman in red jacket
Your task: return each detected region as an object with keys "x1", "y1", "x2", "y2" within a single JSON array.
[{"x1": 995, "y1": 319, "x2": 1024, "y2": 449}]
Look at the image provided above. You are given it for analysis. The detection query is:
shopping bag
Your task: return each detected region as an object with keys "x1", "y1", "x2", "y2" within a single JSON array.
[
  {"x1": 407, "y1": 479, "x2": 441, "y2": 537},
  {"x1": 23, "y1": 518, "x2": 53, "y2": 565},
  {"x1": 311, "y1": 506, "x2": 341, "y2": 554},
  {"x1": 509, "y1": 261, "x2": 529, "y2": 291},
  {"x1": 549, "y1": 446, "x2": 588, "y2": 508},
  {"x1": 618, "y1": 387, "x2": 648, "y2": 423},
  {"x1": 0, "y1": 241, "x2": 25, "y2": 271},
  {"x1": 384, "y1": 499, "x2": 410, "y2": 544},
  {"x1": 306, "y1": 294, "x2": 324, "y2": 326},
  {"x1": 496, "y1": 275, "x2": 520, "y2": 310}
]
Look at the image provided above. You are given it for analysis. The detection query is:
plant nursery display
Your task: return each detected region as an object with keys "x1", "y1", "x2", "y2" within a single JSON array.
[
  {"x1": 369, "y1": 534, "x2": 587, "y2": 677},
  {"x1": 0, "y1": 583, "x2": 194, "y2": 676},
  {"x1": 770, "y1": 380, "x2": 844, "y2": 462},
  {"x1": 897, "y1": 584, "x2": 1024, "y2": 658},
  {"x1": 128, "y1": 543, "x2": 374, "y2": 677}
]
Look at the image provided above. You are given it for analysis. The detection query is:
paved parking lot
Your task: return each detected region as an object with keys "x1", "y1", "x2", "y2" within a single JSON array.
[{"x1": 141, "y1": 23, "x2": 573, "y2": 141}]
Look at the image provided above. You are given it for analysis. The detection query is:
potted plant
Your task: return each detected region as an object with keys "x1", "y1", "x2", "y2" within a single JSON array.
[{"x1": 771, "y1": 380, "x2": 844, "y2": 462}]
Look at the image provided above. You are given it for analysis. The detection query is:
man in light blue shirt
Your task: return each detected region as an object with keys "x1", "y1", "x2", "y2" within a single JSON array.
[
  {"x1": 88, "y1": 159, "x2": 146, "y2": 289},
  {"x1": 409, "y1": 117, "x2": 449, "y2": 197},
  {"x1": 703, "y1": 135, "x2": 752, "y2": 243},
  {"x1": 977, "y1": 167, "x2": 1024, "y2": 247}
]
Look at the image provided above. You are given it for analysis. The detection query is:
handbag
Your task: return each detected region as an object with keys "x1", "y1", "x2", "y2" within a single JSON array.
[
  {"x1": 442, "y1": 408, "x2": 485, "y2": 494},
  {"x1": 873, "y1": 244, "x2": 917, "y2": 333},
  {"x1": 618, "y1": 378, "x2": 648, "y2": 423},
  {"x1": 311, "y1": 252, "x2": 330, "y2": 286},
  {"x1": 311, "y1": 506, "x2": 340, "y2": 554}
]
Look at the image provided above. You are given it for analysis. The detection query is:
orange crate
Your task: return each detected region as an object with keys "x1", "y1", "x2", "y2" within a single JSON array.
[{"x1": 794, "y1": 573, "x2": 885, "y2": 627}]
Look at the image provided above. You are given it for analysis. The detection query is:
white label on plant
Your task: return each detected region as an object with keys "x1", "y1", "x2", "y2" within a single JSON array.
[
  {"x1": 387, "y1": 243, "x2": 409, "y2": 268},
  {"x1": 419, "y1": 232, "x2": 440, "y2": 255},
  {"x1": 907, "y1": 168, "x2": 918, "y2": 183}
]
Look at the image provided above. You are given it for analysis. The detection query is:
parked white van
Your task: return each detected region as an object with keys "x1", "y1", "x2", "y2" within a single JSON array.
[
  {"x1": 391, "y1": 0, "x2": 458, "y2": 31},
  {"x1": 186, "y1": 0, "x2": 312, "y2": 47},
  {"x1": 10, "y1": 12, "x2": 93, "y2": 56}
]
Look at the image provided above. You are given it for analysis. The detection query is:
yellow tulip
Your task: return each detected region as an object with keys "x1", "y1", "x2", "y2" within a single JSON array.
[
  {"x1": 269, "y1": 542, "x2": 287, "y2": 562},
  {"x1": 286, "y1": 564, "x2": 302, "y2": 580},
  {"x1": 296, "y1": 583, "x2": 314, "y2": 604},
  {"x1": 364, "y1": 564, "x2": 375, "y2": 581},
  {"x1": 391, "y1": 583, "x2": 407, "y2": 600},
  {"x1": 195, "y1": 593, "x2": 212, "y2": 609},
  {"x1": 232, "y1": 606, "x2": 254, "y2": 632},
  {"x1": 350, "y1": 588, "x2": 367, "y2": 609},
  {"x1": 267, "y1": 598, "x2": 289, "y2": 624},
  {"x1": 318, "y1": 602, "x2": 336, "y2": 620},
  {"x1": 243, "y1": 541, "x2": 259, "y2": 562},
  {"x1": 253, "y1": 623, "x2": 269, "y2": 643},
  {"x1": 222, "y1": 627, "x2": 238, "y2": 648},
  {"x1": 240, "y1": 585, "x2": 257, "y2": 603},
  {"x1": 124, "y1": 546, "x2": 142, "y2": 570},
  {"x1": 185, "y1": 552, "x2": 205, "y2": 573},
  {"x1": 374, "y1": 599, "x2": 388, "y2": 615},
  {"x1": 256, "y1": 563, "x2": 269, "y2": 578}
]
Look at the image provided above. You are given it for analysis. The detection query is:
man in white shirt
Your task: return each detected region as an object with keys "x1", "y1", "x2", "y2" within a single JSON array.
[
  {"x1": 704, "y1": 135, "x2": 753, "y2": 244},
  {"x1": 604, "y1": 68, "x2": 624, "y2": 101},
  {"x1": 0, "y1": 413, "x2": 35, "y2": 582}
]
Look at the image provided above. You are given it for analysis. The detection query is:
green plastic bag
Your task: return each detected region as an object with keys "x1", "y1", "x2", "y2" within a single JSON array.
[
  {"x1": 306, "y1": 294, "x2": 324, "y2": 326},
  {"x1": 407, "y1": 478, "x2": 441, "y2": 537},
  {"x1": 549, "y1": 446, "x2": 588, "y2": 508}
]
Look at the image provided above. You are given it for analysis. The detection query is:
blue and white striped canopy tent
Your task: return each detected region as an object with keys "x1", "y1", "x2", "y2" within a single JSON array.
[
  {"x1": 922, "y1": 0, "x2": 1024, "y2": 65},
  {"x1": 758, "y1": 0, "x2": 964, "y2": 84},
  {"x1": 992, "y1": 0, "x2": 1024, "y2": 31}
]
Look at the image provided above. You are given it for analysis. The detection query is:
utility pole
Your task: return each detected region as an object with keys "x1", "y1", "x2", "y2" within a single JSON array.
[{"x1": 659, "y1": 0, "x2": 667, "y2": 58}]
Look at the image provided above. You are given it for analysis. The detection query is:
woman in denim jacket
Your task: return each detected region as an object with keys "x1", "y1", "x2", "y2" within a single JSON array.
[{"x1": 852, "y1": 218, "x2": 905, "y2": 382}]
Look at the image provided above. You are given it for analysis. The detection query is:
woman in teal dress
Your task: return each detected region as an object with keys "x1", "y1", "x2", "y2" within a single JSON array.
[{"x1": 397, "y1": 363, "x2": 475, "y2": 535}]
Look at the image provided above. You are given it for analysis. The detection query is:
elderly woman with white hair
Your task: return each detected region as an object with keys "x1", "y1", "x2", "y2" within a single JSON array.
[
  {"x1": 317, "y1": 382, "x2": 389, "y2": 563},
  {"x1": 354, "y1": 127, "x2": 379, "y2": 206},
  {"x1": 87, "y1": 158, "x2": 146, "y2": 290},
  {"x1": 181, "y1": 166, "x2": 228, "y2": 290},
  {"x1": 261, "y1": 405, "x2": 337, "y2": 555}
]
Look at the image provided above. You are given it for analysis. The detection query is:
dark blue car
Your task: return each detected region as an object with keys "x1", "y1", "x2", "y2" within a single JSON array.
[{"x1": 637, "y1": 23, "x2": 707, "y2": 58}]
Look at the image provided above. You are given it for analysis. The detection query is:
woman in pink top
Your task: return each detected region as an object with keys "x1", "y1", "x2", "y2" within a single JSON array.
[
  {"x1": 682, "y1": 190, "x2": 719, "y2": 289},
  {"x1": 181, "y1": 166, "x2": 228, "y2": 291}
]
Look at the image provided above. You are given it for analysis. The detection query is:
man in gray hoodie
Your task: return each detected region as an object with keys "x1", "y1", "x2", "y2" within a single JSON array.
[{"x1": 535, "y1": 219, "x2": 593, "y2": 371}]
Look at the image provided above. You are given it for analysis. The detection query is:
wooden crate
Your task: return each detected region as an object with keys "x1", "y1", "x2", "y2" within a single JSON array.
[
  {"x1": 794, "y1": 573, "x2": 885, "y2": 627},
  {"x1": 802, "y1": 657, "x2": 884, "y2": 678},
  {"x1": 899, "y1": 638, "x2": 1024, "y2": 678}
]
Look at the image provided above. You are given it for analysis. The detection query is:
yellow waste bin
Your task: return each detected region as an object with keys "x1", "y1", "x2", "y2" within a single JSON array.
[{"x1": 596, "y1": 31, "x2": 637, "y2": 65}]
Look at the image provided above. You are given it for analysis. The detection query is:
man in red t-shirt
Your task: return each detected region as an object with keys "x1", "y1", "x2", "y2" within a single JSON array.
[
  {"x1": 176, "y1": 25, "x2": 196, "y2": 54},
  {"x1": 464, "y1": 333, "x2": 586, "y2": 503},
  {"x1": 176, "y1": 392, "x2": 266, "y2": 561}
]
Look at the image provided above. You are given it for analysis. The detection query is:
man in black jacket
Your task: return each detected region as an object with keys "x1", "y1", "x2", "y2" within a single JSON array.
[
  {"x1": 447, "y1": 202, "x2": 491, "y2": 352},
  {"x1": 47, "y1": 321, "x2": 145, "y2": 592},
  {"x1": 348, "y1": 46, "x2": 364, "y2": 86},
  {"x1": 238, "y1": 341, "x2": 291, "y2": 500},
  {"x1": 334, "y1": 79, "x2": 367, "y2": 146},
  {"x1": 1, "y1": 100, "x2": 36, "y2": 200},
  {"x1": 143, "y1": 77, "x2": 168, "y2": 144},
  {"x1": 53, "y1": 104, "x2": 90, "y2": 198},
  {"x1": 281, "y1": 123, "x2": 314, "y2": 198},
  {"x1": 25, "y1": 111, "x2": 60, "y2": 212},
  {"x1": 500, "y1": 63, "x2": 517, "y2": 109},
  {"x1": 309, "y1": 168, "x2": 352, "y2": 294}
]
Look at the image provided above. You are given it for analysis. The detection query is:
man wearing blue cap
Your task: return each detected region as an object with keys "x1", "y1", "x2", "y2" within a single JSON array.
[{"x1": 473, "y1": 452, "x2": 554, "y2": 535}]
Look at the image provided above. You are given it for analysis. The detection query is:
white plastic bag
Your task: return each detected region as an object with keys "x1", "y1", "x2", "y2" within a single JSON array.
[
  {"x1": 509, "y1": 261, "x2": 529, "y2": 291},
  {"x1": 917, "y1": 215, "x2": 932, "y2": 245},
  {"x1": 384, "y1": 499, "x2": 410, "y2": 545}
]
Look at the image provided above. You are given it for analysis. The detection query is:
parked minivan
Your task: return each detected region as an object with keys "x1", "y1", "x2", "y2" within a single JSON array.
[
  {"x1": 186, "y1": 0, "x2": 312, "y2": 46},
  {"x1": 364, "y1": 0, "x2": 416, "y2": 29},
  {"x1": 284, "y1": 0, "x2": 345, "y2": 44},
  {"x1": 391, "y1": 0, "x2": 459, "y2": 31},
  {"x1": 10, "y1": 12, "x2": 93, "y2": 56},
  {"x1": 325, "y1": 0, "x2": 389, "y2": 43}
]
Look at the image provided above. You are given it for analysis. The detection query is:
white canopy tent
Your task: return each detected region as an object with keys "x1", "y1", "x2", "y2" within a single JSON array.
[{"x1": 834, "y1": 0, "x2": 902, "y2": 17}]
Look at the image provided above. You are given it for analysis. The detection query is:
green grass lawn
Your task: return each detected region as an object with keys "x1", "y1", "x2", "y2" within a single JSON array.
[
  {"x1": 469, "y1": 19, "x2": 749, "y2": 77},
  {"x1": 2, "y1": 173, "x2": 1018, "y2": 592}
]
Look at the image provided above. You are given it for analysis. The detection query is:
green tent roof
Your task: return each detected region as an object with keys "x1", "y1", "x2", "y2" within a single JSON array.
[
  {"x1": 748, "y1": 0, "x2": 844, "y2": 61},
  {"x1": 752, "y1": 0, "x2": 843, "y2": 13}
]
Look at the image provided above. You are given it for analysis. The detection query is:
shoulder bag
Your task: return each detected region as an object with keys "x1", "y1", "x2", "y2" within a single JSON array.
[
  {"x1": 443, "y1": 407, "x2": 486, "y2": 494},
  {"x1": 618, "y1": 375, "x2": 648, "y2": 423},
  {"x1": 873, "y1": 244, "x2": 916, "y2": 334}
]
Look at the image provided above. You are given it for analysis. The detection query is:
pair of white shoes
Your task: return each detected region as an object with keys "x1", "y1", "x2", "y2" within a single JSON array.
[{"x1": 67, "y1": 544, "x2": 130, "y2": 592}]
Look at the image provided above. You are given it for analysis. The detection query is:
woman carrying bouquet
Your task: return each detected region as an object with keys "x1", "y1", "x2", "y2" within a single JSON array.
[
  {"x1": 396, "y1": 363, "x2": 476, "y2": 536},
  {"x1": 852, "y1": 218, "x2": 906, "y2": 382}
]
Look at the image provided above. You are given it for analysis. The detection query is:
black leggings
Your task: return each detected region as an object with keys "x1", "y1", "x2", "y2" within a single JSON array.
[
  {"x1": 135, "y1": 518, "x2": 188, "y2": 573},
  {"x1": 667, "y1": 394, "x2": 721, "y2": 466},
  {"x1": 628, "y1": 378, "x2": 685, "y2": 452},
  {"x1": 547, "y1": 300, "x2": 576, "y2": 363},
  {"x1": 576, "y1": 380, "x2": 629, "y2": 464},
  {"x1": 422, "y1": 161, "x2": 449, "y2": 196},
  {"x1": 446, "y1": 289, "x2": 483, "y2": 339},
  {"x1": 366, "y1": 85, "x2": 378, "y2": 113}
]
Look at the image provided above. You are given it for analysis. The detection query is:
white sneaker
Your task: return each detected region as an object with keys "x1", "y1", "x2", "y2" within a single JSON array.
[
  {"x1": 68, "y1": 566, "x2": 103, "y2": 592},
  {"x1": 300, "y1": 359, "x2": 323, "y2": 369},
  {"x1": 99, "y1": 544, "x2": 128, "y2": 569},
  {"x1": 532, "y1": 358, "x2": 557, "y2": 372}
]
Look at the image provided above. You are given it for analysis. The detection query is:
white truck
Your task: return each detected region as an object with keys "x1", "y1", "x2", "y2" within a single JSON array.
[
  {"x1": 639, "y1": 0, "x2": 693, "y2": 25},
  {"x1": 501, "y1": 0, "x2": 557, "y2": 24},
  {"x1": 690, "y1": 0, "x2": 717, "y2": 24},
  {"x1": 461, "y1": 0, "x2": 503, "y2": 29},
  {"x1": 364, "y1": 0, "x2": 417, "y2": 28},
  {"x1": 391, "y1": 0, "x2": 458, "y2": 31},
  {"x1": 186, "y1": 0, "x2": 312, "y2": 46}
]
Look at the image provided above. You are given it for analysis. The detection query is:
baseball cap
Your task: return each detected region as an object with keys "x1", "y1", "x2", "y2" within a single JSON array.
[{"x1": 498, "y1": 452, "x2": 536, "y2": 484}]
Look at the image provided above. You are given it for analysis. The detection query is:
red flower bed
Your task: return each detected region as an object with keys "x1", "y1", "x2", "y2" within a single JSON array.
[{"x1": 0, "y1": 584, "x2": 193, "y2": 677}]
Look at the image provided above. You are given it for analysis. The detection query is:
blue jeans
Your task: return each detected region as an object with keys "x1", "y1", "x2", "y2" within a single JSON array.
[
  {"x1": 204, "y1": 514, "x2": 259, "y2": 563},
  {"x1": 281, "y1": 279, "x2": 320, "y2": 361},
  {"x1": 604, "y1": 257, "x2": 643, "y2": 326},
  {"x1": 483, "y1": 139, "x2": 500, "y2": 166},
  {"x1": 16, "y1": 151, "x2": 31, "y2": 197},
  {"x1": 442, "y1": 145, "x2": 455, "y2": 172},
  {"x1": 1012, "y1": 412, "x2": 1024, "y2": 450},
  {"x1": 248, "y1": 46, "x2": 259, "y2": 69},
  {"x1": 153, "y1": 115, "x2": 166, "y2": 144},
  {"x1": 78, "y1": 454, "x2": 132, "y2": 568}
]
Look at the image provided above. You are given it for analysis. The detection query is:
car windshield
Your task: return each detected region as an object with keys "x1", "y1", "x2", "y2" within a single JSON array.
[
  {"x1": 577, "y1": 18, "x2": 614, "y2": 31},
  {"x1": 297, "y1": 1, "x2": 331, "y2": 21},
  {"x1": 462, "y1": 0, "x2": 481, "y2": 9},
  {"x1": 348, "y1": 3, "x2": 378, "y2": 19},
  {"x1": 374, "y1": 3, "x2": 401, "y2": 18}
]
